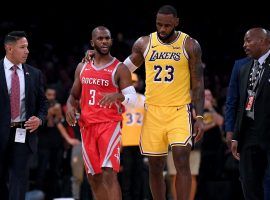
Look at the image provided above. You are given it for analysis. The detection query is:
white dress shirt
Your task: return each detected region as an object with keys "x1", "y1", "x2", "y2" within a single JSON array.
[{"x1": 4, "y1": 57, "x2": 26, "y2": 122}]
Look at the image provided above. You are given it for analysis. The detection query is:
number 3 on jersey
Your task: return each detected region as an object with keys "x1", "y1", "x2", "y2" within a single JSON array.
[
  {"x1": 88, "y1": 89, "x2": 96, "y2": 105},
  {"x1": 154, "y1": 65, "x2": 174, "y2": 82}
]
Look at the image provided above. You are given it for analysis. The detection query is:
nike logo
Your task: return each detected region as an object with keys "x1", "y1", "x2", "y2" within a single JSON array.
[{"x1": 151, "y1": 45, "x2": 158, "y2": 48}]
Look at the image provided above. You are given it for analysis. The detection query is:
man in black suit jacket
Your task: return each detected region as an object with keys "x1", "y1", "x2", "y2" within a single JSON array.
[
  {"x1": 231, "y1": 28, "x2": 270, "y2": 199},
  {"x1": 0, "y1": 31, "x2": 47, "y2": 200}
]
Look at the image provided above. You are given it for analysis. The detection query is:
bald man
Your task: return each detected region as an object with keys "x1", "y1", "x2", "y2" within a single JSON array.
[
  {"x1": 66, "y1": 26, "x2": 136, "y2": 200},
  {"x1": 231, "y1": 27, "x2": 270, "y2": 199}
]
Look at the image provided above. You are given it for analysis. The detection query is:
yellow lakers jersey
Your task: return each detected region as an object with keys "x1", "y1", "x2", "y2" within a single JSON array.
[
  {"x1": 121, "y1": 93, "x2": 145, "y2": 146},
  {"x1": 144, "y1": 31, "x2": 191, "y2": 106}
]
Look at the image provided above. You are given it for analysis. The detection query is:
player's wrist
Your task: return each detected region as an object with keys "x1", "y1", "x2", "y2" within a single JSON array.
[
  {"x1": 121, "y1": 86, "x2": 137, "y2": 106},
  {"x1": 118, "y1": 93, "x2": 125, "y2": 102},
  {"x1": 38, "y1": 118, "x2": 43, "y2": 126}
]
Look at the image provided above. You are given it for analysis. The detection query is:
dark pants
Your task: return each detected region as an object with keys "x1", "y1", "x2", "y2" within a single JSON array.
[
  {"x1": 264, "y1": 164, "x2": 270, "y2": 200},
  {"x1": 239, "y1": 144, "x2": 270, "y2": 200},
  {"x1": 0, "y1": 127, "x2": 32, "y2": 200},
  {"x1": 121, "y1": 146, "x2": 147, "y2": 200},
  {"x1": 36, "y1": 146, "x2": 63, "y2": 199}
]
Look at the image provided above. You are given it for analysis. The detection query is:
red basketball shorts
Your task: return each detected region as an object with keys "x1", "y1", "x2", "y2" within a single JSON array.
[{"x1": 80, "y1": 121, "x2": 121, "y2": 175}]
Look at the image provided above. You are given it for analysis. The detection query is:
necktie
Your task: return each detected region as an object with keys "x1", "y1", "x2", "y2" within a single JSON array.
[
  {"x1": 249, "y1": 60, "x2": 261, "y2": 89},
  {"x1": 10, "y1": 65, "x2": 20, "y2": 120}
]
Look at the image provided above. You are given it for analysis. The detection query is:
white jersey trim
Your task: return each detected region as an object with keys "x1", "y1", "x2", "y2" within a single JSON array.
[
  {"x1": 183, "y1": 35, "x2": 189, "y2": 60},
  {"x1": 81, "y1": 132, "x2": 95, "y2": 175},
  {"x1": 143, "y1": 36, "x2": 151, "y2": 58},
  {"x1": 80, "y1": 63, "x2": 88, "y2": 78},
  {"x1": 102, "y1": 122, "x2": 121, "y2": 167},
  {"x1": 91, "y1": 57, "x2": 116, "y2": 71},
  {"x1": 112, "y1": 62, "x2": 121, "y2": 88}
]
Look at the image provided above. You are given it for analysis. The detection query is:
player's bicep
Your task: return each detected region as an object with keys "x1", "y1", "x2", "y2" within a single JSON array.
[
  {"x1": 126, "y1": 36, "x2": 148, "y2": 69},
  {"x1": 186, "y1": 37, "x2": 204, "y2": 84},
  {"x1": 129, "y1": 45, "x2": 144, "y2": 67}
]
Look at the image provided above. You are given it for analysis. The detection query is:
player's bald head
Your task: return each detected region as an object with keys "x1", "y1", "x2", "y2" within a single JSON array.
[
  {"x1": 245, "y1": 27, "x2": 268, "y2": 40},
  {"x1": 92, "y1": 26, "x2": 111, "y2": 38},
  {"x1": 243, "y1": 27, "x2": 270, "y2": 59}
]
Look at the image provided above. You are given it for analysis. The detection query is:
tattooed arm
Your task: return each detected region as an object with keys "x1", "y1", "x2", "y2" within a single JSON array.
[
  {"x1": 124, "y1": 36, "x2": 149, "y2": 72},
  {"x1": 185, "y1": 36, "x2": 205, "y2": 142}
]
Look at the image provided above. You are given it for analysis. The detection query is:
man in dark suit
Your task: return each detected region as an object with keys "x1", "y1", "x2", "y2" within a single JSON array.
[
  {"x1": 226, "y1": 57, "x2": 270, "y2": 199},
  {"x1": 0, "y1": 31, "x2": 47, "y2": 200},
  {"x1": 231, "y1": 27, "x2": 270, "y2": 199},
  {"x1": 225, "y1": 57, "x2": 251, "y2": 144}
]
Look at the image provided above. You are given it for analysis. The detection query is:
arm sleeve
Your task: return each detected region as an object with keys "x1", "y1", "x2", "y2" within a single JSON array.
[
  {"x1": 224, "y1": 61, "x2": 240, "y2": 132},
  {"x1": 121, "y1": 86, "x2": 137, "y2": 107},
  {"x1": 123, "y1": 57, "x2": 138, "y2": 72}
]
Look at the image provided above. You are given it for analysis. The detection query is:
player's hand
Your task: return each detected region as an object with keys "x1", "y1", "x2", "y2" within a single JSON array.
[
  {"x1": 231, "y1": 140, "x2": 240, "y2": 160},
  {"x1": 82, "y1": 50, "x2": 95, "y2": 63},
  {"x1": 98, "y1": 93, "x2": 124, "y2": 108},
  {"x1": 25, "y1": 116, "x2": 41, "y2": 133},
  {"x1": 193, "y1": 119, "x2": 204, "y2": 143},
  {"x1": 65, "y1": 105, "x2": 77, "y2": 126}
]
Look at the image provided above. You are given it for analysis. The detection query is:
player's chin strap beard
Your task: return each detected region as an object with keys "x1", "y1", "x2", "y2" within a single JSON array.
[{"x1": 158, "y1": 28, "x2": 176, "y2": 42}]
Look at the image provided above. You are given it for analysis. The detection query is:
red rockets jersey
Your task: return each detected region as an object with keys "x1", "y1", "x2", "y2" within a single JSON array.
[{"x1": 79, "y1": 58, "x2": 124, "y2": 125}]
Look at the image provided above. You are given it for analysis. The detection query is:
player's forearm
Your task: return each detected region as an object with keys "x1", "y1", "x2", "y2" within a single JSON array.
[
  {"x1": 188, "y1": 39, "x2": 204, "y2": 116},
  {"x1": 67, "y1": 95, "x2": 79, "y2": 109},
  {"x1": 192, "y1": 83, "x2": 204, "y2": 116},
  {"x1": 190, "y1": 63, "x2": 204, "y2": 115}
]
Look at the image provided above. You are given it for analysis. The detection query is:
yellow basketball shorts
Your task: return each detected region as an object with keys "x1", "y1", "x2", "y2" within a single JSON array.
[{"x1": 139, "y1": 104, "x2": 192, "y2": 156}]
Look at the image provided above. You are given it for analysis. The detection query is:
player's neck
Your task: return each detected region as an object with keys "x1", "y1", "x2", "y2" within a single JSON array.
[{"x1": 93, "y1": 54, "x2": 114, "y2": 67}]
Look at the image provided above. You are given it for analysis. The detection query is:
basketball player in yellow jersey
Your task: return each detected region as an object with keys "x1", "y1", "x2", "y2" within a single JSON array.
[{"x1": 123, "y1": 5, "x2": 205, "y2": 200}]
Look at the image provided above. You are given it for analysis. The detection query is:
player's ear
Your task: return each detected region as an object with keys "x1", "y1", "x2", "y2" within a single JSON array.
[
  {"x1": 5, "y1": 44, "x2": 12, "y2": 53},
  {"x1": 90, "y1": 40, "x2": 94, "y2": 47}
]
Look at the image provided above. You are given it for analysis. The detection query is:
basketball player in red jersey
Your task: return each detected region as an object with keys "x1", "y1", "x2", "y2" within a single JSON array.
[{"x1": 66, "y1": 26, "x2": 137, "y2": 200}]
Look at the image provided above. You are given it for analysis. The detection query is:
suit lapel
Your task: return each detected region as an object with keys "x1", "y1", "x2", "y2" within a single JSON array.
[
  {"x1": 241, "y1": 60, "x2": 253, "y2": 97},
  {"x1": 0, "y1": 60, "x2": 9, "y2": 99},
  {"x1": 256, "y1": 57, "x2": 270, "y2": 97},
  {"x1": 23, "y1": 64, "x2": 30, "y2": 110}
]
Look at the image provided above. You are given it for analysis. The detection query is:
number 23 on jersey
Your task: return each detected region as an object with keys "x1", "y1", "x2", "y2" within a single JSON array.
[{"x1": 154, "y1": 65, "x2": 174, "y2": 82}]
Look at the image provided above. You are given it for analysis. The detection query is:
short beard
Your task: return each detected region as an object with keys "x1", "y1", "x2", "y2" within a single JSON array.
[
  {"x1": 95, "y1": 45, "x2": 111, "y2": 55},
  {"x1": 158, "y1": 28, "x2": 175, "y2": 42},
  {"x1": 96, "y1": 48, "x2": 109, "y2": 55}
]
